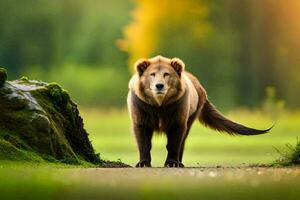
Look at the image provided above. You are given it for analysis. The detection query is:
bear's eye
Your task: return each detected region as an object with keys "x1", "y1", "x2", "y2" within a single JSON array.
[
  {"x1": 150, "y1": 73, "x2": 155, "y2": 77},
  {"x1": 164, "y1": 73, "x2": 170, "y2": 77}
]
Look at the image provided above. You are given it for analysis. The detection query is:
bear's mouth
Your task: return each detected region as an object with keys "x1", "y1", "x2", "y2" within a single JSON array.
[
  {"x1": 156, "y1": 91, "x2": 165, "y2": 94},
  {"x1": 150, "y1": 87, "x2": 168, "y2": 95}
]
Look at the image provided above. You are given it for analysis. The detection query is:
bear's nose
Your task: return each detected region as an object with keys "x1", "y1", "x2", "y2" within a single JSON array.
[{"x1": 155, "y1": 83, "x2": 164, "y2": 90}]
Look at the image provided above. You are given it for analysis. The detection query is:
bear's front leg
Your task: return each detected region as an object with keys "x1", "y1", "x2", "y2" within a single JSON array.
[
  {"x1": 133, "y1": 124, "x2": 154, "y2": 167},
  {"x1": 165, "y1": 125, "x2": 186, "y2": 168}
]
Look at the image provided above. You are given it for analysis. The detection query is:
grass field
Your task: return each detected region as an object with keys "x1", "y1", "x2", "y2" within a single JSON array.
[
  {"x1": 0, "y1": 108, "x2": 300, "y2": 200},
  {"x1": 80, "y1": 108, "x2": 300, "y2": 167}
]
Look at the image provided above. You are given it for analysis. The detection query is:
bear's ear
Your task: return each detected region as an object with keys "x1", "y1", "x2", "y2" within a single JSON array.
[
  {"x1": 135, "y1": 59, "x2": 151, "y2": 76},
  {"x1": 171, "y1": 58, "x2": 185, "y2": 76}
]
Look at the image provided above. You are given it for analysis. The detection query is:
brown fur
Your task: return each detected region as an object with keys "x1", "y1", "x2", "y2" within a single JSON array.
[{"x1": 127, "y1": 55, "x2": 271, "y2": 168}]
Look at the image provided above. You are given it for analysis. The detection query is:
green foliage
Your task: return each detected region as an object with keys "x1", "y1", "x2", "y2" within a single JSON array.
[
  {"x1": 274, "y1": 139, "x2": 300, "y2": 166},
  {"x1": 1, "y1": 0, "x2": 135, "y2": 106},
  {"x1": 24, "y1": 64, "x2": 130, "y2": 107},
  {"x1": 1, "y1": 0, "x2": 300, "y2": 108},
  {"x1": 0, "y1": 0, "x2": 132, "y2": 75}
]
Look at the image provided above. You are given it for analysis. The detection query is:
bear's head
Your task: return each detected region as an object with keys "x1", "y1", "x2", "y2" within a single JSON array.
[{"x1": 134, "y1": 55, "x2": 185, "y2": 106}]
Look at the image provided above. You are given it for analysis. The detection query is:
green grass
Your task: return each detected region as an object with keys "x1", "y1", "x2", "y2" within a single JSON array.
[
  {"x1": 80, "y1": 108, "x2": 300, "y2": 167},
  {"x1": 275, "y1": 139, "x2": 300, "y2": 166},
  {"x1": 0, "y1": 108, "x2": 300, "y2": 200}
]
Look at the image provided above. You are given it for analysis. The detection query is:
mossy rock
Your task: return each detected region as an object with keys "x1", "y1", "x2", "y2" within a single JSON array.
[{"x1": 0, "y1": 69, "x2": 100, "y2": 164}]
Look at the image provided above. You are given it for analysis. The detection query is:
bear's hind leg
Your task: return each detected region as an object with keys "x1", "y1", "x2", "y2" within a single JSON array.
[{"x1": 178, "y1": 125, "x2": 192, "y2": 167}]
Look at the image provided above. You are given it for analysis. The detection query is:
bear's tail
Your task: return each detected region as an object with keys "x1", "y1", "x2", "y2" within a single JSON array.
[{"x1": 199, "y1": 100, "x2": 272, "y2": 135}]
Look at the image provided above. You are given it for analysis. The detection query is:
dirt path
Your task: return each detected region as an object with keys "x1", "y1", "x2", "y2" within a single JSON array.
[
  {"x1": 1, "y1": 166, "x2": 300, "y2": 200},
  {"x1": 66, "y1": 166, "x2": 300, "y2": 184}
]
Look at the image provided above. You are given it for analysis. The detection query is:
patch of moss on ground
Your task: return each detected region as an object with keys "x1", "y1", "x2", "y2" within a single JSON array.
[
  {"x1": 0, "y1": 139, "x2": 44, "y2": 162},
  {"x1": 0, "y1": 127, "x2": 129, "y2": 167},
  {"x1": 101, "y1": 159, "x2": 132, "y2": 168},
  {"x1": 0, "y1": 128, "x2": 99, "y2": 167}
]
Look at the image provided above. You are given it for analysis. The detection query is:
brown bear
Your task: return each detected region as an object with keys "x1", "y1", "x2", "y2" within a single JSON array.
[{"x1": 127, "y1": 55, "x2": 271, "y2": 168}]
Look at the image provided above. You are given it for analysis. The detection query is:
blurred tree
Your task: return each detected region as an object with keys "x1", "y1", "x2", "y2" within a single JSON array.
[
  {"x1": 1, "y1": 0, "x2": 300, "y2": 108},
  {"x1": 119, "y1": 0, "x2": 212, "y2": 68},
  {"x1": 120, "y1": 0, "x2": 300, "y2": 109},
  {"x1": 261, "y1": 0, "x2": 300, "y2": 108},
  {"x1": 0, "y1": 0, "x2": 132, "y2": 106},
  {"x1": 0, "y1": 0, "x2": 132, "y2": 76},
  {"x1": 120, "y1": 0, "x2": 239, "y2": 109},
  {"x1": 229, "y1": 0, "x2": 300, "y2": 108},
  {"x1": 0, "y1": 0, "x2": 60, "y2": 74}
]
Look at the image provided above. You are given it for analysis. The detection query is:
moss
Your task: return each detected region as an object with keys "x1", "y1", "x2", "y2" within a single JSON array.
[
  {"x1": 20, "y1": 76, "x2": 29, "y2": 82},
  {"x1": 42, "y1": 82, "x2": 101, "y2": 164},
  {"x1": 1, "y1": 132, "x2": 32, "y2": 151},
  {"x1": 101, "y1": 159, "x2": 132, "y2": 168},
  {"x1": 0, "y1": 68, "x2": 7, "y2": 86},
  {"x1": 0, "y1": 139, "x2": 44, "y2": 162},
  {"x1": 43, "y1": 83, "x2": 101, "y2": 164},
  {"x1": 46, "y1": 83, "x2": 71, "y2": 109}
]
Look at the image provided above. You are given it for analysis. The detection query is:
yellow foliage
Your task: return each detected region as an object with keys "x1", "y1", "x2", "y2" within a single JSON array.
[{"x1": 118, "y1": 0, "x2": 212, "y2": 71}]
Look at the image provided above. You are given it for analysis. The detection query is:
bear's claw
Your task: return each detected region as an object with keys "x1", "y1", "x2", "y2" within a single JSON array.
[
  {"x1": 164, "y1": 160, "x2": 184, "y2": 168},
  {"x1": 136, "y1": 161, "x2": 151, "y2": 168}
]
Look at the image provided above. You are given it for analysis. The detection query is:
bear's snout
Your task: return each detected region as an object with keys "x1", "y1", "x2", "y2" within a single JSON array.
[{"x1": 155, "y1": 83, "x2": 164, "y2": 91}]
